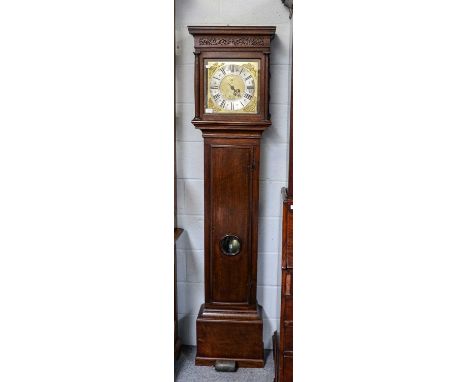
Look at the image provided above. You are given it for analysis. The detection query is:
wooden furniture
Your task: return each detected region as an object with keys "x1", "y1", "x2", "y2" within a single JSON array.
[
  {"x1": 174, "y1": 228, "x2": 183, "y2": 359},
  {"x1": 188, "y1": 26, "x2": 276, "y2": 368},
  {"x1": 274, "y1": 189, "x2": 293, "y2": 381},
  {"x1": 274, "y1": 46, "x2": 293, "y2": 382}
]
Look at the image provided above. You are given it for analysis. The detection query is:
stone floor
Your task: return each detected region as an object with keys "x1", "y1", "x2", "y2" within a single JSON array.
[{"x1": 174, "y1": 346, "x2": 275, "y2": 382}]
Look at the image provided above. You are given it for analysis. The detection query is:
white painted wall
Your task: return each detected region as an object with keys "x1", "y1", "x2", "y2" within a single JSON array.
[{"x1": 175, "y1": 0, "x2": 292, "y2": 349}]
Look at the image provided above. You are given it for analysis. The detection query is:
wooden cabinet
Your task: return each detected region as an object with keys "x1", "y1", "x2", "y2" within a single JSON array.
[{"x1": 274, "y1": 189, "x2": 293, "y2": 381}]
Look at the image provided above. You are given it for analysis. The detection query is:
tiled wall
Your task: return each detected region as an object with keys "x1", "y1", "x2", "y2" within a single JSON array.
[{"x1": 175, "y1": 0, "x2": 291, "y2": 349}]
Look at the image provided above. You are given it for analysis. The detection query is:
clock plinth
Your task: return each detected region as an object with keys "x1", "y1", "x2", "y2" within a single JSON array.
[
  {"x1": 189, "y1": 26, "x2": 275, "y2": 368},
  {"x1": 195, "y1": 304, "x2": 264, "y2": 367}
]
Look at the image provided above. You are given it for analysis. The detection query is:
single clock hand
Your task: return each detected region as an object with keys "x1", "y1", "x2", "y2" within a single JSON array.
[{"x1": 228, "y1": 84, "x2": 241, "y2": 97}]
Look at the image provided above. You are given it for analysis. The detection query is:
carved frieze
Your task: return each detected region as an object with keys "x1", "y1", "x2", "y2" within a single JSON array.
[{"x1": 197, "y1": 35, "x2": 267, "y2": 47}]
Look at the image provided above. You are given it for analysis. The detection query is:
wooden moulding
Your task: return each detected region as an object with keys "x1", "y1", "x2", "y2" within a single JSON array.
[
  {"x1": 192, "y1": 121, "x2": 271, "y2": 140},
  {"x1": 188, "y1": 26, "x2": 276, "y2": 50},
  {"x1": 273, "y1": 331, "x2": 279, "y2": 381},
  {"x1": 195, "y1": 304, "x2": 264, "y2": 368},
  {"x1": 281, "y1": 187, "x2": 293, "y2": 270}
]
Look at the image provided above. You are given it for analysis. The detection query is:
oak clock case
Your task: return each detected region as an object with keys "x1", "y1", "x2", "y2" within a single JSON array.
[{"x1": 189, "y1": 26, "x2": 275, "y2": 369}]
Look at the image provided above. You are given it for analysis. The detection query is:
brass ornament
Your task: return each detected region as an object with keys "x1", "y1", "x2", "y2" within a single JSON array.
[
  {"x1": 207, "y1": 62, "x2": 222, "y2": 80},
  {"x1": 243, "y1": 96, "x2": 257, "y2": 113},
  {"x1": 241, "y1": 63, "x2": 258, "y2": 79},
  {"x1": 207, "y1": 97, "x2": 223, "y2": 112}
]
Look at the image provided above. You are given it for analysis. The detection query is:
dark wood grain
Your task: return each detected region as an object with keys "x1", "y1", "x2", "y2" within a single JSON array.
[
  {"x1": 273, "y1": 331, "x2": 279, "y2": 380},
  {"x1": 275, "y1": 191, "x2": 293, "y2": 381},
  {"x1": 281, "y1": 190, "x2": 293, "y2": 269},
  {"x1": 210, "y1": 144, "x2": 251, "y2": 303},
  {"x1": 189, "y1": 26, "x2": 275, "y2": 367},
  {"x1": 283, "y1": 354, "x2": 293, "y2": 381},
  {"x1": 196, "y1": 304, "x2": 264, "y2": 367}
]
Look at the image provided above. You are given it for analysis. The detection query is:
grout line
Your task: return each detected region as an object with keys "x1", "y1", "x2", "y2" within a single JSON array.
[
  {"x1": 270, "y1": 64, "x2": 291, "y2": 69},
  {"x1": 259, "y1": 180, "x2": 288, "y2": 184},
  {"x1": 177, "y1": 280, "x2": 280, "y2": 287},
  {"x1": 177, "y1": 280, "x2": 203, "y2": 284},
  {"x1": 177, "y1": 177, "x2": 288, "y2": 182},
  {"x1": 260, "y1": 142, "x2": 289, "y2": 147},
  {"x1": 175, "y1": 141, "x2": 203, "y2": 144},
  {"x1": 177, "y1": 212, "x2": 282, "y2": 218}
]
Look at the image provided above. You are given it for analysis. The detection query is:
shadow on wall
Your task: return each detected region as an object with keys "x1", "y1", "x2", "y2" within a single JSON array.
[{"x1": 178, "y1": 314, "x2": 195, "y2": 348}]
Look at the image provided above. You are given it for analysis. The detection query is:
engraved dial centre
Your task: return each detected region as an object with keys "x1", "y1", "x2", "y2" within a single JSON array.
[{"x1": 220, "y1": 75, "x2": 245, "y2": 100}]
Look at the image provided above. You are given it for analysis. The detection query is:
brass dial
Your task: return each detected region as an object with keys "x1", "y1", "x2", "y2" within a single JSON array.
[{"x1": 205, "y1": 60, "x2": 259, "y2": 114}]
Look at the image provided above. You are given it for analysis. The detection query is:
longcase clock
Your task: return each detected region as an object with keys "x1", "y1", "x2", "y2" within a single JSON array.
[{"x1": 189, "y1": 26, "x2": 276, "y2": 368}]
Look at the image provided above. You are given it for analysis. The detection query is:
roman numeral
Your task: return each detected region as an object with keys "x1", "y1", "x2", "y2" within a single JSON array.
[
  {"x1": 210, "y1": 86, "x2": 219, "y2": 90},
  {"x1": 245, "y1": 75, "x2": 252, "y2": 80},
  {"x1": 230, "y1": 103, "x2": 234, "y2": 110},
  {"x1": 213, "y1": 93, "x2": 221, "y2": 100},
  {"x1": 247, "y1": 86, "x2": 254, "y2": 90},
  {"x1": 244, "y1": 93, "x2": 253, "y2": 100},
  {"x1": 220, "y1": 100, "x2": 226, "y2": 108},
  {"x1": 220, "y1": 67, "x2": 226, "y2": 75}
]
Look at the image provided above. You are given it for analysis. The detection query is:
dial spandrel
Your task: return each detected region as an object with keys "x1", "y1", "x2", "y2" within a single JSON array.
[{"x1": 205, "y1": 60, "x2": 259, "y2": 114}]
